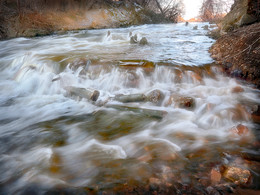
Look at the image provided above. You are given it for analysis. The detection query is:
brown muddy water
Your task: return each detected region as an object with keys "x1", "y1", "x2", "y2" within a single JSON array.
[{"x1": 0, "y1": 23, "x2": 259, "y2": 194}]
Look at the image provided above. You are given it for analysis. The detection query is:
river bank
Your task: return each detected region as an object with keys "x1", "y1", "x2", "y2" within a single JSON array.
[
  {"x1": 209, "y1": 0, "x2": 260, "y2": 89},
  {"x1": 0, "y1": 1, "x2": 165, "y2": 40},
  {"x1": 210, "y1": 22, "x2": 260, "y2": 89}
]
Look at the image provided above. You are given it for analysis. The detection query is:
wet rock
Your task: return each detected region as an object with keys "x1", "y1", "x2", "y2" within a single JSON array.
[
  {"x1": 107, "y1": 30, "x2": 111, "y2": 37},
  {"x1": 231, "y1": 70, "x2": 243, "y2": 78},
  {"x1": 65, "y1": 86, "x2": 100, "y2": 101},
  {"x1": 229, "y1": 104, "x2": 250, "y2": 121},
  {"x1": 185, "y1": 22, "x2": 189, "y2": 26},
  {"x1": 224, "y1": 166, "x2": 251, "y2": 185},
  {"x1": 139, "y1": 37, "x2": 148, "y2": 45},
  {"x1": 106, "y1": 104, "x2": 167, "y2": 119},
  {"x1": 234, "y1": 124, "x2": 250, "y2": 136},
  {"x1": 149, "y1": 177, "x2": 161, "y2": 185},
  {"x1": 52, "y1": 76, "x2": 60, "y2": 82},
  {"x1": 49, "y1": 152, "x2": 62, "y2": 174},
  {"x1": 114, "y1": 94, "x2": 146, "y2": 103},
  {"x1": 68, "y1": 58, "x2": 90, "y2": 73},
  {"x1": 146, "y1": 89, "x2": 165, "y2": 105},
  {"x1": 119, "y1": 60, "x2": 155, "y2": 73},
  {"x1": 238, "y1": 13, "x2": 257, "y2": 26},
  {"x1": 166, "y1": 94, "x2": 195, "y2": 109},
  {"x1": 193, "y1": 26, "x2": 198, "y2": 30},
  {"x1": 210, "y1": 168, "x2": 222, "y2": 184},
  {"x1": 207, "y1": 28, "x2": 221, "y2": 39},
  {"x1": 241, "y1": 150, "x2": 260, "y2": 162},
  {"x1": 206, "y1": 186, "x2": 221, "y2": 195},
  {"x1": 209, "y1": 24, "x2": 217, "y2": 28},
  {"x1": 137, "y1": 154, "x2": 153, "y2": 162},
  {"x1": 130, "y1": 34, "x2": 138, "y2": 44},
  {"x1": 214, "y1": 183, "x2": 235, "y2": 194},
  {"x1": 95, "y1": 99, "x2": 110, "y2": 107},
  {"x1": 144, "y1": 142, "x2": 179, "y2": 161},
  {"x1": 203, "y1": 25, "x2": 209, "y2": 30},
  {"x1": 251, "y1": 105, "x2": 260, "y2": 124},
  {"x1": 229, "y1": 124, "x2": 255, "y2": 143},
  {"x1": 187, "y1": 71, "x2": 203, "y2": 83},
  {"x1": 231, "y1": 86, "x2": 244, "y2": 93},
  {"x1": 174, "y1": 69, "x2": 183, "y2": 83},
  {"x1": 126, "y1": 71, "x2": 140, "y2": 88}
]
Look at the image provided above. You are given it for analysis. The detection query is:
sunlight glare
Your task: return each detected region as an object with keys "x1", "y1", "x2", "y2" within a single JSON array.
[{"x1": 183, "y1": 0, "x2": 203, "y2": 20}]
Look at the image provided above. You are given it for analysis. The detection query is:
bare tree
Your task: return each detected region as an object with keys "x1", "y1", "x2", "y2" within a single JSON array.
[
  {"x1": 145, "y1": 0, "x2": 184, "y2": 22},
  {"x1": 200, "y1": 0, "x2": 234, "y2": 22}
]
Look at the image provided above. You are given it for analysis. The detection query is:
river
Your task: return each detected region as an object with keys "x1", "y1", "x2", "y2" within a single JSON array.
[{"x1": 0, "y1": 23, "x2": 259, "y2": 194}]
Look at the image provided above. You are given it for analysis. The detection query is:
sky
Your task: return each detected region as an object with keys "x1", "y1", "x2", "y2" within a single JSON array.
[{"x1": 182, "y1": 0, "x2": 203, "y2": 20}]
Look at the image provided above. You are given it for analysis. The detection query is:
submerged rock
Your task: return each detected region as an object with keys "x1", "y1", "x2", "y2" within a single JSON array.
[
  {"x1": 231, "y1": 86, "x2": 244, "y2": 93},
  {"x1": 224, "y1": 166, "x2": 251, "y2": 185},
  {"x1": 193, "y1": 26, "x2": 198, "y2": 30},
  {"x1": 232, "y1": 124, "x2": 250, "y2": 136},
  {"x1": 106, "y1": 104, "x2": 167, "y2": 119},
  {"x1": 115, "y1": 93, "x2": 146, "y2": 103}
]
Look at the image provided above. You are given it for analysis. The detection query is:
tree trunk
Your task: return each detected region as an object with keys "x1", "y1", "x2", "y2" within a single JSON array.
[{"x1": 154, "y1": 0, "x2": 165, "y2": 16}]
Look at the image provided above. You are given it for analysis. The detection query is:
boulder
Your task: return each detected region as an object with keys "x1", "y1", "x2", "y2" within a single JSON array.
[{"x1": 193, "y1": 26, "x2": 198, "y2": 30}]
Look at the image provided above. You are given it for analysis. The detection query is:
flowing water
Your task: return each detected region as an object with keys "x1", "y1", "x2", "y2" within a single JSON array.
[{"x1": 0, "y1": 23, "x2": 259, "y2": 194}]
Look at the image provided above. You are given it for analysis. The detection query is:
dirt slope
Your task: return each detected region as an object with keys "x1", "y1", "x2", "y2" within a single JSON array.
[{"x1": 210, "y1": 22, "x2": 260, "y2": 88}]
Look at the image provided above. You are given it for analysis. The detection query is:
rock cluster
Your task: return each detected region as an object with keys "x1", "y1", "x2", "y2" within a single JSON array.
[{"x1": 130, "y1": 34, "x2": 148, "y2": 45}]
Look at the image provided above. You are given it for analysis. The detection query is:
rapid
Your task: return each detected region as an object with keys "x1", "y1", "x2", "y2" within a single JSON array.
[{"x1": 0, "y1": 23, "x2": 259, "y2": 194}]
